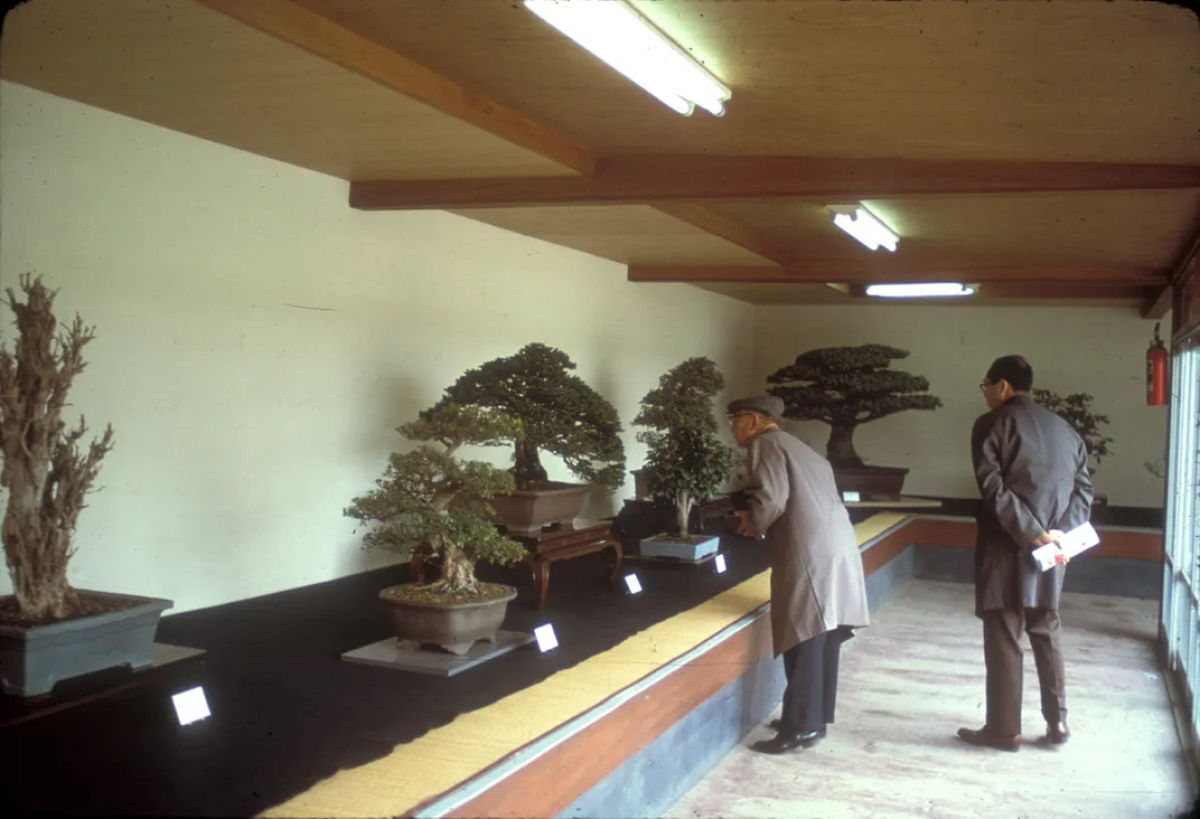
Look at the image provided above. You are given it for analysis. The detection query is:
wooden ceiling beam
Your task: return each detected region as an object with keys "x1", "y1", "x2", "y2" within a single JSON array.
[
  {"x1": 198, "y1": 0, "x2": 594, "y2": 174},
  {"x1": 628, "y1": 262, "x2": 1164, "y2": 285},
  {"x1": 1147, "y1": 225, "x2": 1200, "y2": 318},
  {"x1": 350, "y1": 156, "x2": 1200, "y2": 210},
  {"x1": 652, "y1": 203, "x2": 793, "y2": 264}
]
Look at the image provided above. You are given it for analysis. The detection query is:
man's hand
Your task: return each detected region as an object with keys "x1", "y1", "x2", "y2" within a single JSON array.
[
  {"x1": 735, "y1": 510, "x2": 757, "y2": 538},
  {"x1": 1033, "y1": 529, "x2": 1069, "y2": 565}
]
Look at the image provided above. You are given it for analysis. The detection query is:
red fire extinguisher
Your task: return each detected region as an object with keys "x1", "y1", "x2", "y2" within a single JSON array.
[{"x1": 1147, "y1": 322, "x2": 1168, "y2": 407}]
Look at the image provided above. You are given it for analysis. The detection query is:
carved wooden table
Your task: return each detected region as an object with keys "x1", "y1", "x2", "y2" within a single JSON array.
[{"x1": 509, "y1": 520, "x2": 623, "y2": 609}]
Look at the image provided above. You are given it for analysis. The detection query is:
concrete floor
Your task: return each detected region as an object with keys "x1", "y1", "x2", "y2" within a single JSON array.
[{"x1": 666, "y1": 579, "x2": 1197, "y2": 819}]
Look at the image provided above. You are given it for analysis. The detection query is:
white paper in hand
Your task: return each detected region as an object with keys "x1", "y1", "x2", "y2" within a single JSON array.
[{"x1": 1032, "y1": 522, "x2": 1100, "y2": 571}]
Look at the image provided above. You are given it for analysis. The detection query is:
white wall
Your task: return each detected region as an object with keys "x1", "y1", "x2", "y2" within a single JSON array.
[
  {"x1": 0, "y1": 82, "x2": 755, "y2": 612},
  {"x1": 754, "y1": 304, "x2": 1168, "y2": 507}
]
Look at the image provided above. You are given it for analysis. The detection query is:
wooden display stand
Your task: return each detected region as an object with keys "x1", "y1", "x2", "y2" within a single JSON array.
[{"x1": 510, "y1": 520, "x2": 623, "y2": 609}]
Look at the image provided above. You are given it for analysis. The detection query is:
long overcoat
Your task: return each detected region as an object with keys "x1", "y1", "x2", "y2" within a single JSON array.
[
  {"x1": 741, "y1": 428, "x2": 870, "y2": 656},
  {"x1": 971, "y1": 394, "x2": 1093, "y2": 616}
]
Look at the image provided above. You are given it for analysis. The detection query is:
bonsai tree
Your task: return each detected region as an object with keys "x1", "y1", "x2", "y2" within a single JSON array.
[
  {"x1": 436, "y1": 342, "x2": 625, "y2": 490},
  {"x1": 1033, "y1": 389, "x2": 1112, "y2": 474},
  {"x1": 344, "y1": 402, "x2": 527, "y2": 598},
  {"x1": 0, "y1": 275, "x2": 114, "y2": 622},
  {"x1": 766, "y1": 344, "x2": 942, "y2": 468},
  {"x1": 634, "y1": 357, "x2": 735, "y2": 537}
]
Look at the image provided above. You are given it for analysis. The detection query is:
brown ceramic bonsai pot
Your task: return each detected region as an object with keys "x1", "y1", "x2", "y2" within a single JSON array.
[
  {"x1": 831, "y1": 465, "x2": 909, "y2": 500},
  {"x1": 378, "y1": 582, "x2": 517, "y2": 656},
  {"x1": 489, "y1": 482, "x2": 591, "y2": 536}
]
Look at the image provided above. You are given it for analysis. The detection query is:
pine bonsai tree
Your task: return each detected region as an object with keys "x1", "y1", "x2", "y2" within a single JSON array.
[
  {"x1": 437, "y1": 342, "x2": 626, "y2": 490},
  {"x1": 0, "y1": 275, "x2": 114, "y2": 623},
  {"x1": 634, "y1": 357, "x2": 735, "y2": 537},
  {"x1": 766, "y1": 344, "x2": 942, "y2": 468},
  {"x1": 1033, "y1": 389, "x2": 1112, "y2": 474},
  {"x1": 345, "y1": 403, "x2": 527, "y2": 598}
]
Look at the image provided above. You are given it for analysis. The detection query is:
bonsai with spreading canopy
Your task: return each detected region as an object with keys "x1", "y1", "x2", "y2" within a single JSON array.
[
  {"x1": 0, "y1": 274, "x2": 114, "y2": 623},
  {"x1": 344, "y1": 403, "x2": 527, "y2": 598},
  {"x1": 437, "y1": 342, "x2": 626, "y2": 490},
  {"x1": 766, "y1": 344, "x2": 942, "y2": 468},
  {"x1": 634, "y1": 357, "x2": 735, "y2": 537},
  {"x1": 1033, "y1": 389, "x2": 1112, "y2": 474}
]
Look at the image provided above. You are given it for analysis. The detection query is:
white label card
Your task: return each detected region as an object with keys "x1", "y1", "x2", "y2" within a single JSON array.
[
  {"x1": 533, "y1": 623, "x2": 559, "y2": 652},
  {"x1": 714, "y1": 553, "x2": 727, "y2": 574},
  {"x1": 841, "y1": 491, "x2": 861, "y2": 503},
  {"x1": 171, "y1": 686, "x2": 211, "y2": 726},
  {"x1": 623, "y1": 573, "x2": 642, "y2": 594}
]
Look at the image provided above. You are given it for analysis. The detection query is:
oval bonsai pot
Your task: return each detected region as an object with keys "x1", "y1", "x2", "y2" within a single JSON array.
[{"x1": 379, "y1": 582, "x2": 517, "y2": 655}]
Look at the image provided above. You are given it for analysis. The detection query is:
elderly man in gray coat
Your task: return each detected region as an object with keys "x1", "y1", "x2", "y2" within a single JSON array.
[
  {"x1": 958, "y1": 355, "x2": 1093, "y2": 752},
  {"x1": 728, "y1": 395, "x2": 870, "y2": 754}
]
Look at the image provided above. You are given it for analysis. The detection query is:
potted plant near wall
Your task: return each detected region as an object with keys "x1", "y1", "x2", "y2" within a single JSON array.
[
  {"x1": 1033, "y1": 388, "x2": 1113, "y2": 507},
  {"x1": 0, "y1": 275, "x2": 173, "y2": 697},
  {"x1": 345, "y1": 403, "x2": 528, "y2": 655},
  {"x1": 435, "y1": 342, "x2": 626, "y2": 535},
  {"x1": 633, "y1": 358, "x2": 735, "y2": 561},
  {"x1": 766, "y1": 344, "x2": 942, "y2": 499}
]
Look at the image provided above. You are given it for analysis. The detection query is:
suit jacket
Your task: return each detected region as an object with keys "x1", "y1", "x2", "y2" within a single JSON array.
[
  {"x1": 740, "y1": 428, "x2": 870, "y2": 655},
  {"x1": 971, "y1": 394, "x2": 1093, "y2": 616}
]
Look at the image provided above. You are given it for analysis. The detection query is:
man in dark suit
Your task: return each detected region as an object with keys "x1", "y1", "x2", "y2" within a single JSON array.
[{"x1": 958, "y1": 355, "x2": 1093, "y2": 752}]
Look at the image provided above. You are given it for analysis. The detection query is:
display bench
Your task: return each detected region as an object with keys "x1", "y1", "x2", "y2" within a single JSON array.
[{"x1": 412, "y1": 519, "x2": 623, "y2": 609}]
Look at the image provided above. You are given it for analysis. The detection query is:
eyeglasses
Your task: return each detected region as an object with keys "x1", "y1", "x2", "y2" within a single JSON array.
[
  {"x1": 978, "y1": 381, "x2": 992, "y2": 392},
  {"x1": 727, "y1": 412, "x2": 755, "y2": 425}
]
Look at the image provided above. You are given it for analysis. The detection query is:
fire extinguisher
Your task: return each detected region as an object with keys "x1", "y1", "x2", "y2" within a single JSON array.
[{"x1": 1147, "y1": 322, "x2": 1168, "y2": 407}]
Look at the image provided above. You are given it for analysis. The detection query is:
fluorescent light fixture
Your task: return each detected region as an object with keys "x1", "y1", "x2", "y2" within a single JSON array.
[
  {"x1": 829, "y1": 205, "x2": 899, "y2": 252},
  {"x1": 865, "y1": 283, "x2": 977, "y2": 299},
  {"x1": 524, "y1": 0, "x2": 731, "y2": 116}
]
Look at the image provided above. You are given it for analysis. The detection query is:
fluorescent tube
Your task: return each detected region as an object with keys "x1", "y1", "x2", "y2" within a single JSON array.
[{"x1": 525, "y1": 0, "x2": 731, "y2": 117}]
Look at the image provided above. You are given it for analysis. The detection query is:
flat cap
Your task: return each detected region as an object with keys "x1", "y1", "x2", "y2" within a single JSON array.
[{"x1": 726, "y1": 395, "x2": 784, "y2": 419}]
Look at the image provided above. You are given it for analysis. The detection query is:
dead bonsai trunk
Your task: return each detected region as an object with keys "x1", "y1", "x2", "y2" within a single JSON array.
[
  {"x1": 825, "y1": 423, "x2": 863, "y2": 469},
  {"x1": 0, "y1": 275, "x2": 114, "y2": 622}
]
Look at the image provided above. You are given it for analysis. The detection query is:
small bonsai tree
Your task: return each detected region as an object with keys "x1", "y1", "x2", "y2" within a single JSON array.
[
  {"x1": 766, "y1": 344, "x2": 942, "y2": 468},
  {"x1": 437, "y1": 342, "x2": 626, "y2": 490},
  {"x1": 1033, "y1": 389, "x2": 1112, "y2": 474},
  {"x1": 0, "y1": 275, "x2": 114, "y2": 623},
  {"x1": 634, "y1": 357, "x2": 735, "y2": 537},
  {"x1": 344, "y1": 403, "x2": 527, "y2": 598}
]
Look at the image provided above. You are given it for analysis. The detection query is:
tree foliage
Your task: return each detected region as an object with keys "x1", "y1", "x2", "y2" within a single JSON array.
[
  {"x1": 634, "y1": 358, "x2": 735, "y2": 536},
  {"x1": 344, "y1": 403, "x2": 527, "y2": 596},
  {"x1": 766, "y1": 344, "x2": 941, "y2": 468},
  {"x1": 0, "y1": 274, "x2": 114, "y2": 622},
  {"x1": 1033, "y1": 389, "x2": 1112, "y2": 472},
  {"x1": 437, "y1": 343, "x2": 625, "y2": 489}
]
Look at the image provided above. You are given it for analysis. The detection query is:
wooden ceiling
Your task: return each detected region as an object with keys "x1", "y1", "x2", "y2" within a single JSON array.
[{"x1": 3, "y1": 0, "x2": 1198, "y2": 309}]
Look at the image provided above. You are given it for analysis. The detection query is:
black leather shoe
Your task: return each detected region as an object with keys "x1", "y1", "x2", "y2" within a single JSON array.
[
  {"x1": 956, "y1": 726, "x2": 1021, "y2": 751},
  {"x1": 1047, "y1": 720, "x2": 1070, "y2": 744},
  {"x1": 750, "y1": 728, "x2": 824, "y2": 754},
  {"x1": 769, "y1": 719, "x2": 828, "y2": 735}
]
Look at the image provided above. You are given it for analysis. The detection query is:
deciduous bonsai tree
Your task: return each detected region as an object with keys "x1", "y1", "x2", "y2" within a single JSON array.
[
  {"x1": 344, "y1": 403, "x2": 527, "y2": 599},
  {"x1": 1033, "y1": 389, "x2": 1112, "y2": 474},
  {"x1": 436, "y1": 342, "x2": 626, "y2": 490},
  {"x1": 0, "y1": 274, "x2": 114, "y2": 623},
  {"x1": 634, "y1": 357, "x2": 735, "y2": 537},
  {"x1": 766, "y1": 344, "x2": 942, "y2": 468}
]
